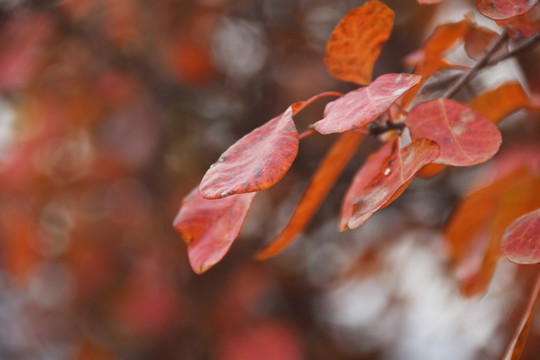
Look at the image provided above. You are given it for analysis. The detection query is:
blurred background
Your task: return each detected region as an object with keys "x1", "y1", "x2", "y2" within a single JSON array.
[{"x1": 0, "y1": 0, "x2": 539, "y2": 359}]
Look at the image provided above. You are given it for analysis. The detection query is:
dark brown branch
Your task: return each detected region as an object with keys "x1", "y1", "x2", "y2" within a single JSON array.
[{"x1": 442, "y1": 28, "x2": 509, "y2": 99}]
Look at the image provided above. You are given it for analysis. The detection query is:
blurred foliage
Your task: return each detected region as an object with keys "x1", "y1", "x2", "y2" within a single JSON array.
[{"x1": 0, "y1": 0, "x2": 539, "y2": 359}]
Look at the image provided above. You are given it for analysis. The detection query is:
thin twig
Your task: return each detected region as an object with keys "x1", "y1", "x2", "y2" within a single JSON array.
[
  {"x1": 442, "y1": 28, "x2": 509, "y2": 99},
  {"x1": 487, "y1": 32, "x2": 540, "y2": 66}
]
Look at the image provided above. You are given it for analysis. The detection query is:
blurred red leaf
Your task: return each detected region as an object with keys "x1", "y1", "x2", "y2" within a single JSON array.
[
  {"x1": 476, "y1": 0, "x2": 539, "y2": 20},
  {"x1": 501, "y1": 271, "x2": 540, "y2": 360},
  {"x1": 173, "y1": 187, "x2": 256, "y2": 274},
  {"x1": 417, "y1": 0, "x2": 444, "y2": 3},
  {"x1": 467, "y1": 81, "x2": 530, "y2": 124},
  {"x1": 313, "y1": 73, "x2": 421, "y2": 134},
  {"x1": 256, "y1": 131, "x2": 363, "y2": 259},
  {"x1": 348, "y1": 138, "x2": 440, "y2": 229},
  {"x1": 324, "y1": 0, "x2": 394, "y2": 85},
  {"x1": 340, "y1": 137, "x2": 395, "y2": 231},
  {"x1": 217, "y1": 321, "x2": 304, "y2": 360},
  {"x1": 496, "y1": 3, "x2": 540, "y2": 38},
  {"x1": 501, "y1": 209, "x2": 540, "y2": 264},
  {"x1": 406, "y1": 99, "x2": 502, "y2": 166}
]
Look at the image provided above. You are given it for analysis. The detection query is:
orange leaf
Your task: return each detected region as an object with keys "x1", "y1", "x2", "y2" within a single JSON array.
[
  {"x1": 501, "y1": 209, "x2": 540, "y2": 264},
  {"x1": 313, "y1": 73, "x2": 421, "y2": 134},
  {"x1": 445, "y1": 148, "x2": 540, "y2": 296},
  {"x1": 501, "y1": 271, "x2": 540, "y2": 360},
  {"x1": 464, "y1": 25, "x2": 501, "y2": 61},
  {"x1": 417, "y1": 162, "x2": 447, "y2": 178},
  {"x1": 476, "y1": 0, "x2": 539, "y2": 20},
  {"x1": 324, "y1": 0, "x2": 394, "y2": 85},
  {"x1": 173, "y1": 187, "x2": 256, "y2": 273},
  {"x1": 256, "y1": 131, "x2": 363, "y2": 259},
  {"x1": 340, "y1": 138, "x2": 395, "y2": 230},
  {"x1": 404, "y1": 16, "x2": 472, "y2": 66},
  {"x1": 467, "y1": 82, "x2": 530, "y2": 124},
  {"x1": 406, "y1": 99, "x2": 502, "y2": 166},
  {"x1": 348, "y1": 138, "x2": 440, "y2": 229}
]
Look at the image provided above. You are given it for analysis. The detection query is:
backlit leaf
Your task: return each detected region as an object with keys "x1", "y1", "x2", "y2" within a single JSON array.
[
  {"x1": 257, "y1": 132, "x2": 363, "y2": 259},
  {"x1": 501, "y1": 271, "x2": 540, "y2": 360},
  {"x1": 173, "y1": 187, "x2": 256, "y2": 274},
  {"x1": 406, "y1": 99, "x2": 502, "y2": 166},
  {"x1": 348, "y1": 138, "x2": 440, "y2": 229},
  {"x1": 324, "y1": 0, "x2": 394, "y2": 85},
  {"x1": 501, "y1": 209, "x2": 540, "y2": 264},
  {"x1": 313, "y1": 73, "x2": 421, "y2": 134},
  {"x1": 340, "y1": 138, "x2": 395, "y2": 231},
  {"x1": 467, "y1": 82, "x2": 530, "y2": 124},
  {"x1": 476, "y1": 0, "x2": 539, "y2": 20}
]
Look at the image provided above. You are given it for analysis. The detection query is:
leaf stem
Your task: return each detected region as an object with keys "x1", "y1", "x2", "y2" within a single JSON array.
[
  {"x1": 442, "y1": 28, "x2": 509, "y2": 99},
  {"x1": 299, "y1": 129, "x2": 316, "y2": 140}
]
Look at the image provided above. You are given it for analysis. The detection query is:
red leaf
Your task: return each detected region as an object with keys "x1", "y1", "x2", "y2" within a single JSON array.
[
  {"x1": 348, "y1": 138, "x2": 440, "y2": 229},
  {"x1": 476, "y1": 0, "x2": 539, "y2": 20},
  {"x1": 200, "y1": 93, "x2": 341, "y2": 199},
  {"x1": 501, "y1": 209, "x2": 540, "y2": 264},
  {"x1": 501, "y1": 271, "x2": 540, "y2": 360},
  {"x1": 340, "y1": 138, "x2": 395, "y2": 231},
  {"x1": 173, "y1": 187, "x2": 256, "y2": 274},
  {"x1": 496, "y1": 4, "x2": 540, "y2": 38},
  {"x1": 405, "y1": 99, "x2": 502, "y2": 166},
  {"x1": 200, "y1": 108, "x2": 298, "y2": 199},
  {"x1": 313, "y1": 73, "x2": 422, "y2": 134},
  {"x1": 256, "y1": 132, "x2": 363, "y2": 259},
  {"x1": 324, "y1": 0, "x2": 394, "y2": 85}
]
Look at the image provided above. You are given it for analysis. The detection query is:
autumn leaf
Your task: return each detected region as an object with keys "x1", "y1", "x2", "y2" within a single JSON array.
[
  {"x1": 173, "y1": 187, "x2": 256, "y2": 274},
  {"x1": 403, "y1": 16, "x2": 472, "y2": 66},
  {"x1": 348, "y1": 138, "x2": 440, "y2": 229},
  {"x1": 445, "y1": 148, "x2": 540, "y2": 296},
  {"x1": 199, "y1": 93, "x2": 341, "y2": 199},
  {"x1": 464, "y1": 25, "x2": 502, "y2": 60},
  {"x1": 256, "y1": 132, "x2": 363, "y2": 259},
  {"x1": 467, "y1": 82, "x2": 530, "y2": 124},
  {"x1": 324, "y1": 0, "x2": 394, "y2": 85},
  {"x1": 496, "y1": 4, "x2": 540, "y2": 38},
  {"x1": 501, "y1": 209, "x2": 540, "y2": 264},
  {"x1": 340, "y1": 137, "x2": 395, "y2": 231},
  {"x1": 405, "y1": 99, "x2": 502, "y2": 166},
  {"x1": 313, "y1": 73, "x2": 421, "y2": 134},
  {"x1": 501, "y1": 271, "x2": 540, "y2": 360},
  {"x1": 476, "y1": 0, "x2": 539, "y2": 20}
]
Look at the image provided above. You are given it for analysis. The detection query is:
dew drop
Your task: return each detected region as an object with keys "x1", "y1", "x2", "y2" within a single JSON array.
[{"x1": 384, "y1": 168, "x2": 391, "y2": 176}]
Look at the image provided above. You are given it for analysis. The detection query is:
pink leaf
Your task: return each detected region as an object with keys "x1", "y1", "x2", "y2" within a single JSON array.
[
  {"x1": 348, "y1": 138, "x2": 440, "y2": 229},
  {"x1": 313, "y1": 73, "x2": 422, "y2": 134},
  {"x1": 405, "y1": 99, "x2": 502, "y2": 166},
  {"x1": 501, "y1": 209, "x2": 540, "y2": 264},
  {"x1": 173, "y1": 187, "x2": 256, "y2": 274},
  {"x1": 476, "y1": 0, "x2": 539, "y2": 20}
]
